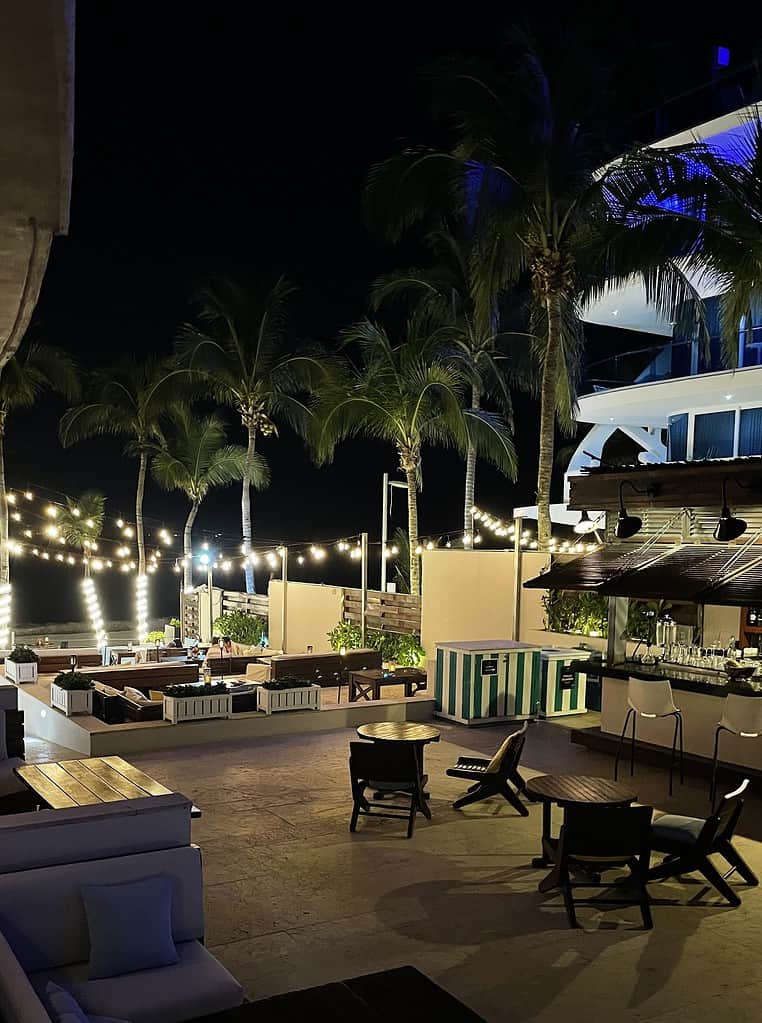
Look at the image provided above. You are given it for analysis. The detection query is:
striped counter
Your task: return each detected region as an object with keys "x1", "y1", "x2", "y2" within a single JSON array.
[{"x1": 434, "y1": 640, "x2": 542, "y2": 724}]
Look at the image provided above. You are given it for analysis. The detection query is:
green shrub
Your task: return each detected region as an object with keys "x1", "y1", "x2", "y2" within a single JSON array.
[
  {"x1": 326, "y1": 620, "x2": 362, "y2": 651},
  {"x1": 168, "y1": 618, "x2": 181, "y2": 628},
  {"x1": 144, "y1": 630, "x2": 165, "y2": 644},
  {"x1": 326, "y1": 621, "x2": 425, "y2": 667},
  {"x1": 213, "y1": 610, "x2": 267, "y2": 645},
  {"x1": 53, "y1": 671, "x2": 94, "y2": 691},
  {"x1": 542, "y1": 590, "x2": 608, "y2": 638},
  {"x1": 7, "y1": 645, "x2": 39, "y2": 664},
  {"x1": 262, "y1": 677, "x2": 313, "y2": 690},
  {"x1": 165, "y1": 682, "x2": 228, "y2": 697}
]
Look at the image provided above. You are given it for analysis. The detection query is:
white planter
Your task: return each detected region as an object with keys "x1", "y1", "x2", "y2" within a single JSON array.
[
  {"x1": 4, "y1": 660, "x2": 38, "y2": 684},
  {"x1": 50, "y1": 684, "x2": 93, "y2": 717},
  {"x1": 163, "y1": 692, "x2": 232, "y2": 723},
  {"x1": 257, "y1": 684, "x2": 321, "y2": 715}
]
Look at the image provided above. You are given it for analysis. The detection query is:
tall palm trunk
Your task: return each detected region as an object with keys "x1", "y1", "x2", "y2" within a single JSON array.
[
  {"x1": 536, "y1": 291, "x2": 563, "y2": 550},
  {"x1": 241, "y1": 415, "x2": 257, "y2": 594},
  {"x1": 0, "y1": 415, "x2": 8, "y2": 586},
  {"x1": 136, "y1": 450, "x2": 147, "y2": 575},
  {"x1": 183, "y1": 500, "x2": 200, "y2": 591},
  {"x1": 404, "y1": 466, "x2": 420, "y2": 597},
  {"x1": 463, "y1": 384, "x2": 481, "y2": 548}
]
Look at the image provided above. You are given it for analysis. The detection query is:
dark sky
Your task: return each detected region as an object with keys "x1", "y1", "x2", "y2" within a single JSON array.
[{"x1": 12, "y1": 6, "x2": 762, "y2": 623}]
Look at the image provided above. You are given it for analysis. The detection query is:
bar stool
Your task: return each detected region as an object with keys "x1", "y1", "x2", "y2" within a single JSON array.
[
  {"x1": 710, "y1": 694, "x2": 762, "y2": 805},
  {"x1": 614, "y1": 678, "x2": 684, "y2": 796}
]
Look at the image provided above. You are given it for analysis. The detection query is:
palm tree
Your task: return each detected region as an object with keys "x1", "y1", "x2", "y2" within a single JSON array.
[
  {"x1": 372, "y1": 228, "x2": 528, "y2": 547},
  {"x1": 60, "y1": 357, "x2": 190, "y2": 575},
  {"x1": 177, "y1": 276, "x2": 325, "y2": 593},
  {"x1": 59, "y1": 492, "x2": 106, "y2": 577},
  {"x1": 152, "y1": 408, "x2": 267, "y2": 591},
  {"x1": 366, "y1": 44, "x2": 705, "y2": 548},
  {"x1": 0, "y1": 339, "x2": 79, "y2": 583},
  {"x1": 314, "y1": 318, "x2": 516, "y2": 595}
]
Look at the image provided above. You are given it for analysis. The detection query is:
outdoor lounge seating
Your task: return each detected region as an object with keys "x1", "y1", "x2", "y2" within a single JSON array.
[
  {"x1": 551, "y1": 803, "x2": 654, "y2": 929},
  {"x1": 647, "y1": 778, "x2": 758, "y2": 906},
  {"x1": 349, "y1": 740, "x2": 428, "y2": 838},
  {"x1": 446, "y1": 720, "x2": 529, "y2": 813},
  {"x1": 270, "y1": 649, "x2": 381, "y2": 688},
  {"x1": 0, "y1": 794, "x2": 243, "y2": 1022}
]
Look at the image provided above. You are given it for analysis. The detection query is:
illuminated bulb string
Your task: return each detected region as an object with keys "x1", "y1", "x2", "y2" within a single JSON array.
[
  {"x1": 0, "y1": 583, "x2": 11, "y2": 649},
  {"x1": 82, "y1": 578, "x2": 107, "y2": 649},
  {"x1": 135, "y1": 574, "x2": 149, "y2": 643}
]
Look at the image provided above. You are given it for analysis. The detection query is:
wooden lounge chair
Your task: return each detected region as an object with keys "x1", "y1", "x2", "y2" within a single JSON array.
[
  {"x1": 647, "y1": 778, "x2": 757, "y2": 906},
  {"x1": 446, "y1": 721, "x2": 529, "y2": 814},
  {"x1": 349, "y1": 741, "x2": 428, "y2": 839},
  {"x1": 552, "y1": 803, "x2": 654, "y2": 929}
]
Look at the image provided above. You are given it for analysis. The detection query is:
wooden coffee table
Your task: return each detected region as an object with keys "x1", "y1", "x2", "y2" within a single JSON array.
[
  {"x1": 348, "y1": 669, "x2": 427, "y2": 702},
  {"x1": 525, "y1": 773, "x2": 637, "y2": 891},
  {"x1": 16, "y1": 755, "x2": 201, "y2": 818}
]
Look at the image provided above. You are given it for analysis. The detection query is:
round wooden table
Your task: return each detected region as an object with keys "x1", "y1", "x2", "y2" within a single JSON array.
[{"x1": 525, "y1": 774, "x2": 638, "y2": 892}]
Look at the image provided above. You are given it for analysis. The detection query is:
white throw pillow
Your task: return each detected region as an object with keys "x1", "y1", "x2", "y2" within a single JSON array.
[{"x1": 124, "y1": 686, "x2": 149, "y2": 704}]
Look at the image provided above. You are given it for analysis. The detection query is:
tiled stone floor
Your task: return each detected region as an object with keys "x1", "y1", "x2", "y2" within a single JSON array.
[{"x1": 25, "y1": 719, "x2": 762, "y2": 1022}]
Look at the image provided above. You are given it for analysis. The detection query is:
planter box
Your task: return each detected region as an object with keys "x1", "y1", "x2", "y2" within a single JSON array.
[
  {"x1": 4, "y1": 660, "x2": 38, "y2": 684},
  {"x1": 50, "y1": 684, "x2": 93, "y2": 717},
  {"x1": 257, "y1": 684, "x2": 321, "y2": 716},
  {"x1": 163, "y1": 692, "x2": 232, "y2": 723}
]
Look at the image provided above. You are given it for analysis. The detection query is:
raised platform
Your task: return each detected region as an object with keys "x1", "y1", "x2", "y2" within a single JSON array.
[{"x1": 9, "y1": 677, "x2": 436, "y2": 756}]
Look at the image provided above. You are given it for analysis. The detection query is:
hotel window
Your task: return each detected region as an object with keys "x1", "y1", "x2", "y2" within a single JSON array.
[
  {"x1": 739, "y1": 407, "x2": 762, "y2": 456},
  {"x1": 667, "y1": 414, "x2": 688, "y2": 460},
  {"x1": 692, "y1": 410, "x2": 735, "y2": 460}
]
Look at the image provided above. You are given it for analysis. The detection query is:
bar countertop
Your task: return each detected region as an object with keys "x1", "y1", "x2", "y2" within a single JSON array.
[{"x1": 570, "y1": 657, "x2": 762, "y2": 698}]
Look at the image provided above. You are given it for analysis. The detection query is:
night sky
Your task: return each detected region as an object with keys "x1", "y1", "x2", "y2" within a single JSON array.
[{"x1": 12, "y1": 7, "x2": 761, "y2": 623}]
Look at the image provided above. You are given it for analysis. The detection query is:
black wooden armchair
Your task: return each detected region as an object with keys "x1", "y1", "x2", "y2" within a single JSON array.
[
  {"x1": 349, "y1": 741, "x2": 429, "y2": 839},
  {"x1": 647, "y1": 778, "x2": 757, "y2": 906},
  {"x1": 446, "y1": 721, "x2": 529, "y2": 814}
]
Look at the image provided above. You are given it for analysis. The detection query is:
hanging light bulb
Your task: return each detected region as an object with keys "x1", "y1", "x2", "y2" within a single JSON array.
[
  {"x1": 45, "y1": 504, "x2": 57, "y2": 518},
  {"x1": 24, "y1": 491, "x2": 32, "y2": 501},
  {"x1": 116, "y1": 518, "x2": 124, "y2": 528},
  {"x1": 123, "y1": 526, "x2": 134, "y2": 538},
  {"x1": 72, "y1": 507, "x2": 81, "y2": 518}
]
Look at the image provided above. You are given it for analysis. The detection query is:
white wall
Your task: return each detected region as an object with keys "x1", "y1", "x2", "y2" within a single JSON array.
[
  {"x1": 420, "y1": 549, "x2": 549, "y2": 658},
  {"x1": 268, "y1": 580, "x2": 343, "y2": 654}
]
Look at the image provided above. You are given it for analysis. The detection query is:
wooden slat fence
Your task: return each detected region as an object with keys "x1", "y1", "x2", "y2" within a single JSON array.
[
  {"x1": 343, "y1": 587, "x2": 421, "y2": 636},
  {"x1": 221, "y1": 590, "x2": 269, "y2": 619}
]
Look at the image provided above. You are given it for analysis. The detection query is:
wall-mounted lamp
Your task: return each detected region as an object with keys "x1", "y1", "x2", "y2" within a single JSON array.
[
  {"x1": 615, "y1": 480, "x2": 655, "y2": 539},
  {"x1": 714, "y1": 477, "x2": 747, "y2": 542}
]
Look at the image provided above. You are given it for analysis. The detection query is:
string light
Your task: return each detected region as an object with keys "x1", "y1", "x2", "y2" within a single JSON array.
[
  {"x1": 5, "y1": 494, "x2": 15, "y2": 505},
  {"x1": 10, "y1": 512, "x2": 20, "y2": 522},
  {"x1": 82, "y1": 577, "x2": 107, "y2": 648},
  {"x1": 116, "y1": 518, "x2": 124, "y2": 528},
  {"x1": 0, "y1": 583, "x2": 11, "y2": 649},
  {"x1": 45, "y1": 505, "x2": 57, "y2": 518},
  {"x1": 24, "y1": 492, "x2": 32, "y2": 501},
  {"x1": 72, "y1": 508, "x2": 81, "y2": 518},
  {"x1": 135, "y1": 573, "x2": 148, "y2": 641},
  {"x1": 122, "y1": 526, "x2": 134, "y2": 538}
]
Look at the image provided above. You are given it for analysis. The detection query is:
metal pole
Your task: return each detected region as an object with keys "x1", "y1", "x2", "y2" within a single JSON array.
[
  {"x1": 281, "y1": 547, "x2": 288, "y2": 653},
  {"x1": 380, "y1": 472, "x2": 389, "y2": 592},
  {"x1": 207, "y1": 563, "x2": 214, "y2": 643},
  {"x1": 360, "y1": 531, "x2": 368, "y2": 645},
  {"x1": 511, "y1": 515, "x2": 523, "y2": 641}
]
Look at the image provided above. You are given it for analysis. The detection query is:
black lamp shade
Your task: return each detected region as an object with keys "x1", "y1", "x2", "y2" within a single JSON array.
[
  {"x1": 615, "y1": 510, "x2": 642, "y2": 539},
  {"x1": 713, "y1": 507, "x2": 747, "y2": 542},
  {"x1": 574, "y1": 510, "x2": 594, "y2": 535}
]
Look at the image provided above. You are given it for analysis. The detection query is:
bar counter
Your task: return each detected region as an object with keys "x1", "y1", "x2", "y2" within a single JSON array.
[{"x1": 575, "y1": 657, "x2": 762, "y2": 772}]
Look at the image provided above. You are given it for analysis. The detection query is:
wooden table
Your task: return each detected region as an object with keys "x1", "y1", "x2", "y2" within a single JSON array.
[
  {"x1": 15, "y1": 755, "x2": 201, "y2": 818},
  {"x1": 525, "y1": 773, "x2": 637, "y2": 891},
  {"x1": 348, "y1": 668, "x2": 428, "y2": 702}
]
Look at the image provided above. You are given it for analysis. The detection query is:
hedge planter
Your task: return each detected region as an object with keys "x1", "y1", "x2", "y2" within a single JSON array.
[
  {"x1": 5, "y1": 660, "x2": 38, "y2": 684},
  {"x1": 51, "y1": 684, "x2": 93, "y2": 717},
  {"x1": 257, "y1": 684, "x2": 321, "y2": 715},
  {"x1": 164, "y1": 691, "x2": 232, "y2": 723}
]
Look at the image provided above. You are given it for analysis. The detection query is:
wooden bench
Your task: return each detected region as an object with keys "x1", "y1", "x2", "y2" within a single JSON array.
[{"x1": 83, "y1": 662, "x2": 199, "y2": 691}]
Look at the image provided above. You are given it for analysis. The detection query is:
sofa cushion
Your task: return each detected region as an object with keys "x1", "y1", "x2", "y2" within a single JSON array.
[
  {"x1": 33, "y1": 941, "x2": 243, "y2": 1023},
  {"x1": 0, "y1": 929, "x2": 51, "y2": 1023},
  {"x1": 45, "y1": 980, "x2": 88, "y2": 1022},
  {"x1": 124, "y1": 687, "x2": 151, "y2": 704},
  {"x1": 651, "y1": 813, "x2": 705, "y2": 850},
  {"x1": 82, "y1": 875, "x2": 179, "y2": 979}
]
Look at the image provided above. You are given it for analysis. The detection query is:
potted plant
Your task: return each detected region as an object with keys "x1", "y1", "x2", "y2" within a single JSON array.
[
  {"x1": 257, "y1": 676, "x2": 321, "y2": 715},
  {"x1": 50, "y1": 670, "x2": 94, "y2": 717},
  {"x1": 5, "y1": 645, "x2": 40, "y2": 684},
  {"x1": 163, "y1": 680, "x2": 232, "y2": 723}
]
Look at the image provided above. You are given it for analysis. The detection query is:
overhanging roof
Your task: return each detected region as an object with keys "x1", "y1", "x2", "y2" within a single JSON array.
[{"x1": 524, "y1": 542, "x2": 762, "y2": 606}]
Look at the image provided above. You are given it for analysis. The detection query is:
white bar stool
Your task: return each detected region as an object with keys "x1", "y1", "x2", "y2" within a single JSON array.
[
  {"x1": 710, "y1": 693, "x2": 762, "y2": 805},
  {"x1": 614, "y1": 678, "x2": 684, "y2": 795}
]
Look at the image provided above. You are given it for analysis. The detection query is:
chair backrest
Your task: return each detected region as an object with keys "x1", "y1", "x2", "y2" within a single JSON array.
[
  {"x1": 559, "y1": 804, "x2": 653, "y2": 861},
  {"x1": 720, "y1": 694, "x2": 762, "y2": 736},
  {"x1": 702, "y1": 778, "x2": 750, "y2": 849},
  {"x1": 627, "y1": 677, "x2": 676, "y2": 716},
  {"x1": 485, "y1": 721, "x2": 528, "y2": 775},
  {"x1": 349, "y1": 741, "x2": 420, "y2": 786}
]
